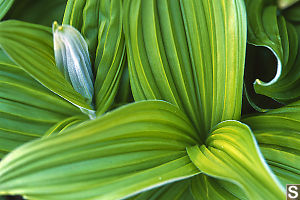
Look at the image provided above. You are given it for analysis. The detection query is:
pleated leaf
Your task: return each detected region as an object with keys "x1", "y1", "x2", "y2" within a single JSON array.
[
  {"x1": 0, "y1": 0, "x2": 14, "y2": 20},
  {"x1": 129, "y1": 179, "x2": 194, "y2": 200},
  {"x1": 245, "y1": 0, "x2": 300, "y2": 105},
  {"x1": 0, "y1": 20, "x2": 92, "y2": 110},
  {"x1": 124, "y1": 0, "x2": 247, "y2": 140},
  {"x1": 0, "y1": 101, "x2": 200, "y2": 200},
  {"x1": 190, "y1": 174, "x2": 247, "y2": 200},
  {"x1": 242, "y1": 101, "x2": 300, "y2": 185},
  {"x1": 63, "y1": 0, "x2": 126, "y2": 115},
  {"x1": 0, "y1": 50, "x2": 82, "y2": 158},
  {"x1": 187, "y1": 120, "x2": 285, "y2": 200}
]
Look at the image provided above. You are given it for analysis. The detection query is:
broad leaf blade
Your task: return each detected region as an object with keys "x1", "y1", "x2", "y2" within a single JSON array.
[
  {"x1": 0, "y1": 20, "x2": 92, "y2": 110},
  {"x1": 187, "y1": 120, "x2": 285, "y2": 200},
  {"x1": 242, "y1": 101, "x2": 300, "y2": 185},
  {"x1": 124, "y1": 0, "x2": 247, "y2": 140},
  {"x1": 0, "y1": 50, "x2": 82, "y2": 158},
  {"x1": 0, "y1": 101, "x2": 200, "y2": 200}
]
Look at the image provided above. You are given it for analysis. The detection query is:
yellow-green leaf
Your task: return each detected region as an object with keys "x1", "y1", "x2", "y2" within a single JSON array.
[
  {"x1": 242, "y1": 100, "x2": 300, "y2": 185},
  {"x1": 0, "y1": 20, "x2": 92, "y2": 110},
  {"x1": 0, "y1": 101, "x2": 200, "y2": 200},
  {"x1": 187, "y1": 120, "x2": 285, "y2": 200},
  {"x1": 124, "y1": 0, "x2": 247, "y2": 140}
]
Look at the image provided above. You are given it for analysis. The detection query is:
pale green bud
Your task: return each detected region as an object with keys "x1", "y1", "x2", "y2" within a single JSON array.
[{"x1": 53, "y1": 22, "x2": 96, "y2": 119}]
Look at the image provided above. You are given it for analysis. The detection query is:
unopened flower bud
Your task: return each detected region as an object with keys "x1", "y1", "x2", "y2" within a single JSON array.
[{"x1": 53, "y1": 21, "x2": 96, "y2": 119}]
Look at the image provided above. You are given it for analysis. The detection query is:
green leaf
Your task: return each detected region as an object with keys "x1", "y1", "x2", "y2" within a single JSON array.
[
  {"x1": 0, "y1": 50, "x2": 82, "y2": 158},
  {"x1": 93, "y1": 0, "x2": 125, "y2": 115},
  {"x1": 0, "y1": 20, "x2": 92, "y2": 110},
  {"x1": 242, "y1": 101, "x2": 300, "y2": 185},
  {"x1": 0, "y1": 101, "x2": 200, "y2": 200},
  {"x1": 0, "y1": 0, "x2": 14, "y2": 20},
  {"x1": 5, "y1": 0, "x2": 66, "y2": 26},
  {"x1": 63, "y1": 0, "x2": 126, "y2": 115},
  {"x1": 124, "y1": 0, "x2": 247, "y2": 140},
  {"x1": 190, "y1": 174, "x2": 246, "y2": 200},
  {"x1": 187, "y1": 120, "x2": 285, "y2": 200},
  {"x1": 245, "y1": 0, "x2": 300, "y2": 105},
  {"x1": 129, "y1": 179, "x2": 194, "y2": 200},
  {"x1": 44, "y1": 115, "x2": 88, "y2": 137}
]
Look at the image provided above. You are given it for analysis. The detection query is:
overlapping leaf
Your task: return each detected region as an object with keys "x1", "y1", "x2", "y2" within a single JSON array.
[
  {"x1": 0, "y1": 101, "x2": 200, "y2": 200},
  {"x1": 129, "y1": 179, "x2": 193, "y2": 200},
  {"x1": 190, "y1": 174, "x2": 247, "y2": 200},
  {"x1": 242, "y1": 101, "x2": 300, "y2": 185},
  {"x1": 0, "y1": 20, "x2": 92, "y2": 110},
  {"x1": 63, "y1": 0, "x2": 125, "y2": 115},
  {"x1": 124, "y1": 0, "x2": 247, "y2": 140},
  {"x1": 245, "y1": 0, "x2": 300, "y2": 106},
  {"x1": 187, "y1": 120, "x2": 285, "y2": 200},
  {"x1": 0, "y1": 0, "x2": 14, "y2": 20},
  {"x1": 0, "y1": 50, "x2": 82, "y2": 158},
  {"x1": 4, "y1": 0, "x2": 66, "y2": 26}
]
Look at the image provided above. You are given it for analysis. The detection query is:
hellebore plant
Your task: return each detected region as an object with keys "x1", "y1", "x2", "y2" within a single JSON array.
[{"x1": 0, "y1": 0, "x2": 299, "y2": 200}]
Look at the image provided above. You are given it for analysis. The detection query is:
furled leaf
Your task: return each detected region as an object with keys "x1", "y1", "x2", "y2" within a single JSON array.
[
  {"x1": 0, "y1": 20, "x2": 92, "y2": 111},
  {"x1": 187, "y1": 120, "x2": 285, "y2": 200},
  {"x1": 0, "y1": 0, "x2": 14, "y2": 20},
  {"x1": 0, "y1": 101, "x2": 200, "y2": 200},
  {"x1": 63, "y1": 0, "x2": 126, "y2": 115},
  {"x1": 0, "y1": 50, "x2": 82, "y2": 158},
  {"x1": 245, "y1": 0, "x2": 300, "y2": 105},
  {"x1": 242, "y1": 101, "x2": 300, "y2": 185},
  {"x1": 124, "y1": 0, "x2": 247, "y2": 140},
  {"x1": 129, "y1": 179, "x2": 193, "y2": 200},
  {"x1": 4, "y1": 0, "x2": 66, "y2": 26}
]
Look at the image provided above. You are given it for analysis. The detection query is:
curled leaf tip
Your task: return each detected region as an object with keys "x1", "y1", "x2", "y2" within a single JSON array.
[{"x1": 52, "y1": 22, "x2": 95, "y2": 116}]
